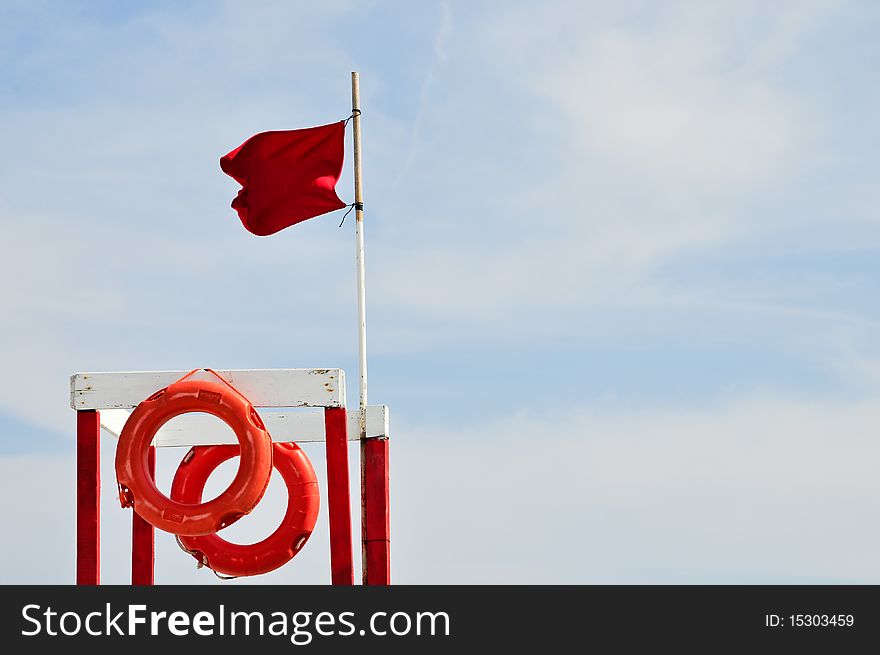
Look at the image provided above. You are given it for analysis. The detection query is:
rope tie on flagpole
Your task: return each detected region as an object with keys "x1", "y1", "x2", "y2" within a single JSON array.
[
  {"x1": 344, "y1": 109, "x2": 361, "y2": 127},
  {"x1": 340, "y1": 108, "x2": 364, "y2": 226},
  {"x1": 338, "y1": 202, "x2": 363, "y2": 227}
]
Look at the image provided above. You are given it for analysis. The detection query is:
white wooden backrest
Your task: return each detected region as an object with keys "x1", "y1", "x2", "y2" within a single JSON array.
[{"x1": 70, "y1": 369, "x2": 389, "y2": 446}]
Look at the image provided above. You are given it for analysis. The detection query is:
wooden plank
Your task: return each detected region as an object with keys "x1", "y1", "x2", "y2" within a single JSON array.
[
  {"x1": 131, "y1": 446, "x2": 155, "y2": 585},
  {"x1": 98, "y1": 405, "x2": 389, "y2": 447},
  {"x1": 325, "y1": 407, "x2": 354, "y2": 585},
  {"x1": 361, "y1": 436, "x2": 390, "y2": 585},
  {"x1": 76, "y1": 410, "x2": 100, "y2": 585},
  {"x1": 70, "y1": 369, "x2": 345, "y2": 410}
]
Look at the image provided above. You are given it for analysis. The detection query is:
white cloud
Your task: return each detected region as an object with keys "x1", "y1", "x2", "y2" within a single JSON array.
[
  {"x1": 365, "y1": 1, "x2": 847, "y2": 335},
  {"x1": 392, "y1": 391, "x2": 880, "y2": 582},
  {"x1": 490, "y1": 2, "x2": 827, "y2": 187}
]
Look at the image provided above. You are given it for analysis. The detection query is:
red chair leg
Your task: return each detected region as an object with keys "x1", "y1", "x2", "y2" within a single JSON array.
[
  {"x1": 131, "y1": 446, "x2": 155, "y2": 585},
  {"x1": 361, "y1": 436, "x2": 390, "y2": 585},
  {"x1": 325, "y1": 407, "x2": 354, "y2": 585},
  {"x1": 77, "y1": 410, "x2": 101, "y2": 585}
]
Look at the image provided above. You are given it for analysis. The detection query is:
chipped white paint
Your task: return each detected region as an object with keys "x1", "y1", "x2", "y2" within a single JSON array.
[
  {"x1": 351, "y1": 72, "x2": 369, "y2": 438},
  {"x1": 70, "y1": 369, "x2": 345, "y2": 410},
  {"x1": 97, "y1": 405, "x2": 389, "y2": 447}
]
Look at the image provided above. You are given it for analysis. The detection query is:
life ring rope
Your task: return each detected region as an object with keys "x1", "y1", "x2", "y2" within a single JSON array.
[{"x1": 174, "y1": 536, "x2": 239, "y2": 581}]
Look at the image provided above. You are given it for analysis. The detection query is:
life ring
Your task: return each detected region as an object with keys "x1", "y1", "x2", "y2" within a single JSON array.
[
  {"x1": 115, "y1": 376, "x2": 273, "y2": 536},
  {"x1": 171, "y1": 442, "x2": 320, "y2": 577}
]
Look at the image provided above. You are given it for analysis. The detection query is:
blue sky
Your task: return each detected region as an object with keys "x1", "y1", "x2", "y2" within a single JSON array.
[{"x1": 1, "y1": 0, "x2": 879, "y2": 583}]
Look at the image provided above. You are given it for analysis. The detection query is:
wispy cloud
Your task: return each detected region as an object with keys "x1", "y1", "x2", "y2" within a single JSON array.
[
  {"x1": 1, "y1": 0, "x2": 878, "y2": 584},
  {"x1": 391, "y1": 0, "x2": 454, "y2": 189}
]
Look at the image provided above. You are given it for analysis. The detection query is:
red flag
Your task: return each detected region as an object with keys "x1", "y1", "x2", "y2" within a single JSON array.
[{"x1": 220, "y1": 122, "x2": 347, "y2": 236}]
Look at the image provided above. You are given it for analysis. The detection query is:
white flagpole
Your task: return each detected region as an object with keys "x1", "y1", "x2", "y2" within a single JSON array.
[{"x1": 350, "y1": 72, "x2": 368, "y2": 438}]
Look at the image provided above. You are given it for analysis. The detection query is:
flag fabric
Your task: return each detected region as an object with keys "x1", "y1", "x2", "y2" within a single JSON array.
[{"x1": 220, "y1": 122, "x2": 347, "y2": 236}]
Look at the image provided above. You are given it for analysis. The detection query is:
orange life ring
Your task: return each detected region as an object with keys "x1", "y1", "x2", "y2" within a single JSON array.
[
  {"x1": 171, "y1": 442, "x2": 319, "y2": 577},
  {"x1": 115, "y1": 377, "x2": 273, "y2": 536}
]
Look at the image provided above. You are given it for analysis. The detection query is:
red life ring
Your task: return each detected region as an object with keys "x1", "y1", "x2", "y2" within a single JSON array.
[
  {"x1": 171, "y1": 442, "x2": 319, "y2": 577},
  {"x1": 115, "y1": 377, "x2": 273, "y2": 536}
]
